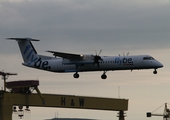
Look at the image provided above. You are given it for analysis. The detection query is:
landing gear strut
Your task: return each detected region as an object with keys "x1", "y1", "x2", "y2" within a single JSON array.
[
  {"x1": 101, "y1": 71, "x2": 107, "y2": 79},
  {"x1": 73, "y1": 65, "x2": 80, "y2": 78},
  {"x1": 153, "y1": 69, "x2": 157, "y2": 74}
]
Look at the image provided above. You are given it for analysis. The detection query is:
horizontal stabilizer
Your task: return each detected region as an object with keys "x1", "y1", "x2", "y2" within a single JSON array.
[{"x1": 7, "y1": 38, "x2": 40, "y2": 41}]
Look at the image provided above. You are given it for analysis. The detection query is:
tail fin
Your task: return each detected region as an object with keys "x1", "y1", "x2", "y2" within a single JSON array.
[{"x1": 7, "y1": 38, "x2": 40, "y2": 65}]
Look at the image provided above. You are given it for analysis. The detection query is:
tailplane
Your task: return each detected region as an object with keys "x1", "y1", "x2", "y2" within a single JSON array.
[{"x1": 7, "y1": 38, "x2": 40, "y2": 65}]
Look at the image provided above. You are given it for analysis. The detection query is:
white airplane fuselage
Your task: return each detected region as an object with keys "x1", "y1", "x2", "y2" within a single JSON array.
[{"x1": 23, "y1": 55, "x2": 163, "y2": 73}]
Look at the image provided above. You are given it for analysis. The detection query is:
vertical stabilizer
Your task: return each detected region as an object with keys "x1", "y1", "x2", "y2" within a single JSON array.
[{"x1": 7, "y1": 38, "x2": 40, "y2": 65}]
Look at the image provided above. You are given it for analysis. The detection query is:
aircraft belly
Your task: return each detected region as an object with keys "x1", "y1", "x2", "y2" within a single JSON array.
[
  {"x1": 80, "y1": 64, "x2": 132, "y2": 71},
  {"x1": 52, "y1": 61, "x2": 76, "y2": 72},
  {"x1": 76, "y1": 64, "x2": 127, "y2": 71}
]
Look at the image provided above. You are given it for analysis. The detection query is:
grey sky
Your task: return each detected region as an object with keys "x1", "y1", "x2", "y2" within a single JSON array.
[
  {"x1": 0, "y1": 0, "x2": 170, "y2": 120},
  {"x1": 1, "y1": 0, "x2": 170, "y2": 51}
]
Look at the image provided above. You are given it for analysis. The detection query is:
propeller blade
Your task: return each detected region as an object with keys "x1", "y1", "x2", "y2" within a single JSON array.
[
  {"x1": 98, "y1": 49, "x2": 102, "y2": 56},
  {"x1": 92, "y1": 49, "x2": 103, "y2": 68},
  {"x1": 95, "y1": 49, "x2": 97, "y2": 55}
]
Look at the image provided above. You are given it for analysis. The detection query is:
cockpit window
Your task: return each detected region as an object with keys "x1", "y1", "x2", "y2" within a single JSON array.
[{"x1": 143, "y1": 57, "x2": 155, "y2": 60}]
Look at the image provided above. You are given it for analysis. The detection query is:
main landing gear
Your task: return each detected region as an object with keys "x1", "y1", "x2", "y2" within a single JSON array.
[
  {"x1": 73, "y1": 72, "x2": 79, "y2": 78},
  {"x1": 153, "y1": 69, "x2": 157, "y2": 74},
  {"x1": 101, "y1": 71, "x2": 107, "y2": 79},
  {"x1": 101, "y1": 74, "x2": 107, "y2": 79},
  {"x1": 73, "y1": 65, "x2": 80, "y2": 79},
  {"x1": 73, "y1": 72, "x2": 108, "y2": 79}
]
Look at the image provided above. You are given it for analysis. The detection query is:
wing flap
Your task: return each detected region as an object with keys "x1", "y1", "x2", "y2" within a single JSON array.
[{"x1": 47, "y1": 51, "x2": 84, "y2": 60}]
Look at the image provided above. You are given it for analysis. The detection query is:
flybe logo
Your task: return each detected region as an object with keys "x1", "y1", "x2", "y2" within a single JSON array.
[
  {"x1": 115, "y1": 57, "x2": 133, "y2": 66},
  {"x1": 23, "y1": 44, "x2": 38, "y2": 65},
  {"x1": 34, "y1": 58, "x2": 51, "y2": 70},
  {"x1": 23, "y1": 44, "x2": 51, "y2": 70}
]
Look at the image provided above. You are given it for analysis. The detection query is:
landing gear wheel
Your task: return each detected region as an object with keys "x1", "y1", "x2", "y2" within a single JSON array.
[
  {"x1": 153, "y1": 70, "x2": 157, "y2": 74},
  {"x1": 73, "y1": 73, "x2": 79, "y2": 78},
  {"x1": 101, "y1": 74, "x2": 107, "y2": 79}
]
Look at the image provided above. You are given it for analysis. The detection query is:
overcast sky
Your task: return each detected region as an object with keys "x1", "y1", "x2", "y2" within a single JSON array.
[{"x1": 0, "y1": 0, "x2": 170, "y2": 120}]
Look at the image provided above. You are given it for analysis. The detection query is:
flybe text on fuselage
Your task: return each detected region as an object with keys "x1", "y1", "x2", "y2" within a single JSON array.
[{"x1": 115, "y1": 57, "x2": 133, "y2": 66}]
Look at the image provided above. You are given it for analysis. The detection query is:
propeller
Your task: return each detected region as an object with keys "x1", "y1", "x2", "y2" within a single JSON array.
[
  {"x1": 92, "y1": 49, "x2": 103, "y2": 68},
  {"x1": 119, "y1": 51, "x2": 129, "y2": 56}
]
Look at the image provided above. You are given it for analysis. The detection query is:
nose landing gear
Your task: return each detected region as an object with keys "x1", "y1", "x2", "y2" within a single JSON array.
[{"x1": 153, "y1": 69, "x2": 157, "y2": 74}]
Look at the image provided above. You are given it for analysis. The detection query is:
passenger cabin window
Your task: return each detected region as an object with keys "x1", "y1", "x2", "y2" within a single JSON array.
[{"x1": 143, "y1": 57, "x2": 154, "y2": 60}]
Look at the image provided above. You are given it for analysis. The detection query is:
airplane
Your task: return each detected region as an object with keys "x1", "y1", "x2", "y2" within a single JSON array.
[{"x1": 7, "y1": 38, "x2": 163, "y2": 79}]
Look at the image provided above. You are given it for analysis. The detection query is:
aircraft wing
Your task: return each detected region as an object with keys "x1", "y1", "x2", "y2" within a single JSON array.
[{"x1": 47, "y1": 51, "x2": 84, "y2": 60}]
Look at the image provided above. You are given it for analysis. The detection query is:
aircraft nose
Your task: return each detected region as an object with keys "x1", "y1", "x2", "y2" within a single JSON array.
[{"x1": 157, "y1": 61, "x2": 163, "y2": 68}]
